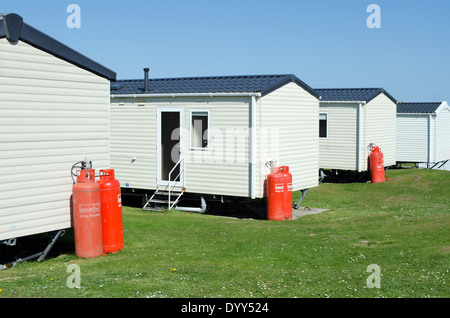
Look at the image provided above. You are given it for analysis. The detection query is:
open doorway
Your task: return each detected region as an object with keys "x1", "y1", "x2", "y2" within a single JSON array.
[{"x1": 157, "y1": 108, "x2": 184, "y2": 186}]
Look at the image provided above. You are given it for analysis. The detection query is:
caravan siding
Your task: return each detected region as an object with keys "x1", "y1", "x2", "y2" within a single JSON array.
[
  {"x1": 319, "y1": 93, "x2": 397, "y2": 171},
  {"x1": 319, "y1": 103, "x2": 358, "y2": 170},
  {"x1": 109, "y1": 100, "x2": 157, "y2": 190},
  {"x1": 396, "y1": 115, "x2": 429, "y2": 162},
  {"x1": 435, "y1": 107, "x2": 450, "y2": 162},
  {"x1": 396, "y1": 102, "x2": 450, "y2": 165},
  {"x1": 110, "y1": 97, "x2": 252, "y2": 197},
  {"x1": 0, "y1": 40, "x2": 110, "y2": 241},
  {"x1": 259, "y1": 82, "x2": 319, "y2": 195},
  {"x1": 184, "y1": 97, "x2": 250, "y2": 196},
  {"x1": 363, "y1": 93, "x2": 397, "y2": 169}
]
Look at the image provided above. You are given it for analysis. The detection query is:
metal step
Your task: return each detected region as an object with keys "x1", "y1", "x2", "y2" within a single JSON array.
[
  {"x1": 155, "y1": 191, "x2": 184, "y2": 196},
  {"x1": 142, "y1": 187, "x2": 185, "y2": 210},
  {"x1": 142, "y1": 206, "x2": 165, "y2": 212},
  {"x1": 146, "y1": 198, "x2": 169, "y2": 204}
]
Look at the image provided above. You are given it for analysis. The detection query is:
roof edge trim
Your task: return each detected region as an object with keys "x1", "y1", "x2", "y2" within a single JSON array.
[
  {"x1": 397, "y1": 101, "x2": 448, "y2": 115},
  {"x1": 261, "y1": 74, "x2": 319, "y2": 99},
  {"x1": 315, "y1": 87, "x2": 398, "y2": 104},
  {"x1": 0, "y1": 13, "x2": 116, "y2": 81},
  {"x1": 111, "y1": 92, "x2": 262, "y2": 99},
  {"x1": 370, "y1": 88, "x2": 398, "y2": 105}
]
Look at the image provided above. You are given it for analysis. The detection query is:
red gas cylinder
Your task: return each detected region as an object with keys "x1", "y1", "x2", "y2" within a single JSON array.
[
  {"x1": 72, "y1": 169, "x2": 103, "y2": 258},
  {"x1": 267, "y1": 167, "x2": 285, "y2": 221},
  {"x1": 97, "y1": 169, "x2": 124, "y2": 253},
  {"x1": 279, "y1": 166, "x2": 292, "y2": 220},
  {"x1": 369, "y1": 146, "x2": 385, "y2": 183}
]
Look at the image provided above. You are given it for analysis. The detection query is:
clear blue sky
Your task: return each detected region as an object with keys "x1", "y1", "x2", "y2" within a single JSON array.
[{"x1": 3, "y1": 0, "x2": 450, "y2": 102}]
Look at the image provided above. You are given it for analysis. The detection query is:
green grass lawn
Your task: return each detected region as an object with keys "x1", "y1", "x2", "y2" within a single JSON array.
[{"x1": 0, "y1": 168, "x2": 448, "y2": 298}]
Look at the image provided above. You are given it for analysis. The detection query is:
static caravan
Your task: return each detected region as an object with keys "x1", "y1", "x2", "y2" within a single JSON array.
[
  {"x1": 110, "y1": 72, "x2": 319, "y2": 210},
  {"x1": 396, "y1": 101, "x2": 450, "y2": 169},
  {"x1": 0, "y1": 14, "x2": 116, "y2": 249},
  {"x1": 314, "y1": 88, "x2": 397, "y2": 172}
]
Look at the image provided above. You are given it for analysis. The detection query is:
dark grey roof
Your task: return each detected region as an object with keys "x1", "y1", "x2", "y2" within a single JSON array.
[
  {"x1": 0, "y1": 13, "x2": 116, "y2": 80},
  {"x1": 110, "y1": 74, "x2": 319, "y2": 98},
  {"x1": 397, "y1": 102, "x2": 442, "y2": 114},
  {"x1": 315, "y1": 88, "x2": 397, "y2": 104}
]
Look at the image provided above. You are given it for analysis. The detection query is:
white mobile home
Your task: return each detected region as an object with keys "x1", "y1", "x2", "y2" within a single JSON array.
[
  {"x1": 0, "y1": 14, "x2": 116, "y2": 243},
  {"x1": 396, "y1": 101, "x2": 450, "y2": 169},
  {"x1": 314, "y1": 88, "x2": 397, "y2": 172},
  {"x1": 110, "y1": 72, "x2": 319, "y2": 209}
]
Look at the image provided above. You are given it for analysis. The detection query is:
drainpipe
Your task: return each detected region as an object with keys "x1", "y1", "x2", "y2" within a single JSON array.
[
  {"x1": 357, "y1": 102, "x2": 363, "y2": 172},
  {"x1": 427, "y1": 114, "x2": 432, "y2": 168},
  {"x1": 250, "y1": 94, "x2": 257, "y2": 199},
  {"x1": 111, "y1": 92, "x2": 262, "y2": 99},
  {"x1": 174, "y1": 196, "x2": 207, "y2": 213}
]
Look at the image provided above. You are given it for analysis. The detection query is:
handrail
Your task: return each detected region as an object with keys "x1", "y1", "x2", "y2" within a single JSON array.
[{"x1": 168, "y1": 156, "x2": 184, "y2": 209}]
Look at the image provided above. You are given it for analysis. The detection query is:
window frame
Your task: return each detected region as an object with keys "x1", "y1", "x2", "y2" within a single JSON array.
[
  {"x1": 189, "y1": 110, "x2": 210, "y2": 150},
  {"x1": 319, "y1": 112, "x2": 328, "y2": 139}
]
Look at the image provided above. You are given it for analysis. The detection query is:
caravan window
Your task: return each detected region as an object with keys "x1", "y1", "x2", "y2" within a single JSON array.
[
  {"x1": 319, "y1": 113, "x2": 328, "y2": 138},
  {"x1": 190, "y1": 111, "x2": 209, "y2": 149}
]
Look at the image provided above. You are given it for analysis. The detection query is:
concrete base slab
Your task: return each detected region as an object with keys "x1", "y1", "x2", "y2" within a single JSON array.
[{"x1": 292, "y1": 207, "x2": 329, "y2": 219}]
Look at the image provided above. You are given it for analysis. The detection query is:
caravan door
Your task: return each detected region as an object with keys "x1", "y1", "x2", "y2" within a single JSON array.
[{"x1": 157, "y1": 108, "x2": 184, "y2": 187}]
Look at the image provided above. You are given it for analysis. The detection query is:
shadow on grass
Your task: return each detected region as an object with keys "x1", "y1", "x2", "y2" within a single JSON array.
[
  {"x1": 320, "y1": 164, "x2": 423, "y2": 184},
  {"x1": 122, "y1": 191, "x2": 267, "y2": 220},
  {"x1": 320, "y1": 169, "x2": 371, "y2": 184},
  {"x1": 0, "y1": 229, "x2": 75, "y2": 266},
  {"x1": 204, "y1": 199, "x2": 267, "y2": 220}
]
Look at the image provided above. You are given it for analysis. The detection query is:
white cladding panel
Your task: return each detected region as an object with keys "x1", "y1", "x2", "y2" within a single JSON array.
[
  {"x1": 319, "y1": 93, "x2": 397, "y2": 171},
  {"x1": 435, "y1": 106, "x2": 450, "y2": 162},
  {"x1": 258, "y1": 82, "x2": 319, "y2": 195},
  {"x1": 363, "y1": 94, "x2": 397, "y2": 169},
  {"x1": 319, "y1": 104, "x2": 358, "y2": 170},
  {"x1": 396, "y1": 115, "x2": 429, "y2": 162},
  {"x1": 397, "y1": 103, "x2": 450, "y2": 164},
  {"x1": 0, "y1": 40, "x2": 110, "y2": 241}
]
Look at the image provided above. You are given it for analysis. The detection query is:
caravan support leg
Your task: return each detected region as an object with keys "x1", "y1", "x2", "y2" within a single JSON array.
[
  {"x1": 293, "y1": 189, "x2": 309, "y2": 210},
  {"x1": 431, "y1": 160, "x2": 449, "y2": 169},
  {"x1": 1, "y1": 230, "x2": 66, "y2": 270},
  {"x1": 37, "y1": 230, "x2": 66, "y2": 261}
]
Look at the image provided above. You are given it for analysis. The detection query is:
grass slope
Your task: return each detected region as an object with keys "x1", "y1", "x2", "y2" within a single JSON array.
[{"x1": 0, "y1": 168, "x2": 448, "y2": 298}]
